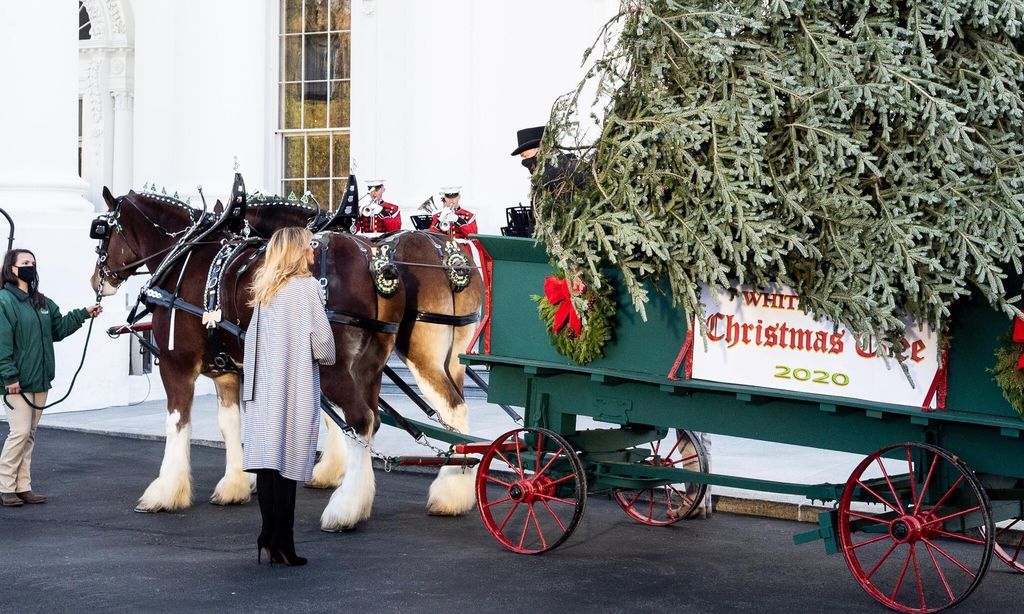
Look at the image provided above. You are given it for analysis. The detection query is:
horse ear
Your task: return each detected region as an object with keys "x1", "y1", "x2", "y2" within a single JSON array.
[
  {"x1": 102, "y1": 186, "x2": 117, "y2": 211},
  {"x1": 214, "y1": 199, "x2": 224, "y2": 215}
]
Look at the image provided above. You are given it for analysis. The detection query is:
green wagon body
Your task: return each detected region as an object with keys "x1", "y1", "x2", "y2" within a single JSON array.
[
  {"x1": 461, "y1": 236, "x2": 1024, "y2": 597},
  {"x1": 469, "y1": 236, "x2": 1024, "y2": 482}
]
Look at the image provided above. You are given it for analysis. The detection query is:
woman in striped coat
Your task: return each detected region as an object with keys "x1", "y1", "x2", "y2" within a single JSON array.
[{"x1": 243, "y1": 227, "x2": 335, "y2": 567}]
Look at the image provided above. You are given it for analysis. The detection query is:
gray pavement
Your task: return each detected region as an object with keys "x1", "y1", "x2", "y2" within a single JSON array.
[
  {"x1": 2, "y1": 428, "x2": 1022, "y2": 613},
  {"x1": 33, "y1": 391, "x2": 873, "y2": 509}
]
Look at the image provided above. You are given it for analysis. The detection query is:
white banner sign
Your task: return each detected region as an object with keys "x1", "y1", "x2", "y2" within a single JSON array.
[{"x1": 690, "y1": 284, "x2": 941, "y2": 408}]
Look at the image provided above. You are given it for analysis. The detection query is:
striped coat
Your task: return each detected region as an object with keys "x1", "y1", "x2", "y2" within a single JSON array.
[{"x1": 242, "y1": 276, "x2": 336, "y2": 482}]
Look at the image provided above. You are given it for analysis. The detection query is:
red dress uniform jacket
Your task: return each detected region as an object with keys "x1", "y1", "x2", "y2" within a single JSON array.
[
  {"x1": 354, "y1": 201, "x2": 402, "y2": 233},
  {"x1": 429, "y1": 207, "x2": 478, "y2": 238}
]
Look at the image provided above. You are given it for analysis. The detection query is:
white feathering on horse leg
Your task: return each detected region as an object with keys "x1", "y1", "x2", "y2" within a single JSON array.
[
  {"x1": 320, "y1": 436, "x2": 375, "y2": 531},
  {"x1": 136, "y1": 410, "x2": 193, "y2": 512},
  {"x1": 307, "y1": 412, "x2": 348, "y2": 489},
  {"x1": 210, "y1": 400, "x2": 250, "y2": 505},
  {"x1": 427, "y1": 465, "x2": 477, "y2": 516}
]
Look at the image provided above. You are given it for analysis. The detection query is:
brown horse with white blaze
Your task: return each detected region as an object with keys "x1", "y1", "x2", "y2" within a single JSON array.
[{"x1": 91, "y1": 188, "x2": 401, "y2": 528}]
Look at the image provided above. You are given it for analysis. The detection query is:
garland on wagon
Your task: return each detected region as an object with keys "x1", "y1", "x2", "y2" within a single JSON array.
[{"x1": 532, "y1": 0, "x2": 1024, "y2": 370}]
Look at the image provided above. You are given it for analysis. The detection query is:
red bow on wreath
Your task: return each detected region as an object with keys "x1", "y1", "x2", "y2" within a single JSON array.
[
  {"x1": 1015, "y1": 317, "x2": 1024, "y2": 370},
  {"x1": 544, "y1": 275, "x2": 585, "y2": 337}
]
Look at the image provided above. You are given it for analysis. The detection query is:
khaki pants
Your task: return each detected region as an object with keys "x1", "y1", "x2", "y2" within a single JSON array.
[{"x1": 0, "y1": 392, "x2": 48, "y2": 493}]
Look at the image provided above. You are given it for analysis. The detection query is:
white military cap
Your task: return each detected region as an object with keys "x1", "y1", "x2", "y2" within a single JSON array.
[
  {"x1": 439, "y1": 186, "x2": 462, "y2": 196},
  {"x1": 366, "y1": 179, "x2": 386, "y2": 189}
]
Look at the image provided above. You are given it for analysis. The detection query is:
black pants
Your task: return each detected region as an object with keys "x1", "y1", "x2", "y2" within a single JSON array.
[{"x1": 255, "y1": 469, "x2": 298, "y2": 556}]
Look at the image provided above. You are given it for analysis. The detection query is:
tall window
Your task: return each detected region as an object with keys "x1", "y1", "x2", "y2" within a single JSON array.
[{"x1": 280, "y1": 0, "x2": 351, "y2": 210}]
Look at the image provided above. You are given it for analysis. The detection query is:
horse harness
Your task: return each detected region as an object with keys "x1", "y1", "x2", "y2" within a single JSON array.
[
  {"x1": 373, "y1": 231, "x2": 481, "y2": 328},
  {"x1": 94, "y1": 191, "x2": 479, "y2": 375}
]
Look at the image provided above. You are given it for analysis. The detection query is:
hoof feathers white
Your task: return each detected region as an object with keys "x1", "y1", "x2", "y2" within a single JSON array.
[{"x1": 426, "y1": 466, "x2": 477, "y2": 516}]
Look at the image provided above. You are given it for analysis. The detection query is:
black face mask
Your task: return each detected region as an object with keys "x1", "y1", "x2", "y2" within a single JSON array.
[
  {"x1": 16, "y1": 265, "x2": 37, "y2": 285},
  {"x1": 521, "y1": 157, "x2": 538, "y2": 173}
]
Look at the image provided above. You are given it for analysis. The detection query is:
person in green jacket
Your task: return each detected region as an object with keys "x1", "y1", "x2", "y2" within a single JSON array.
[{"x1": 0, "y1": 249, "x2": 102, "y2": 507}]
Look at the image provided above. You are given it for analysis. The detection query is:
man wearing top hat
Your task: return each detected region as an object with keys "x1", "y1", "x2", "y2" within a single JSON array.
[
  {"x1": 428, "y1": 187, "x2": 477, "y2": 239},
  {"x1": 353, "y1": 179, "x2": 402, "y2": 234}
]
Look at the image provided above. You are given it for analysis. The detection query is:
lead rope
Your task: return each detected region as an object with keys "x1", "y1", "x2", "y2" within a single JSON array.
[{"x1": 4, "y1": 290, "x2": 104, "y2": 411}]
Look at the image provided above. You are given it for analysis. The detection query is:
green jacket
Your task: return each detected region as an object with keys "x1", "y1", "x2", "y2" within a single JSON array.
[{"x1": 0, "y1": 284, "x2": 88, "y2": 392}]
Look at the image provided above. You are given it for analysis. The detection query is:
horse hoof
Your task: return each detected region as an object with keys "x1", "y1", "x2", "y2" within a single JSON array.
[
  {"x1": 133, "y1": 505, "x2": 158, "y2": 514},
  {"x1": 303, "y1": 480, "x2": 336, "y2": 490}
]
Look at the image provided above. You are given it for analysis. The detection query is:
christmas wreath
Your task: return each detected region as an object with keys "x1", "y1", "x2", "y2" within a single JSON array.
[
  {"x1": 992, "y1": 319, "x2": 1024, "y2": 418},
  {"x1": 532, "y1": 270, "x2": 615, "y2": 365}
]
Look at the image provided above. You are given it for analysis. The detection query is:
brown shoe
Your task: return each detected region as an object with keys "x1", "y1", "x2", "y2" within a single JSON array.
[
  {"x1": 16, "y1": 491, "x2": 47, "y2": 504},
  {"x1": 1, "y1": 492, "x2": 23, "y2": 507}
]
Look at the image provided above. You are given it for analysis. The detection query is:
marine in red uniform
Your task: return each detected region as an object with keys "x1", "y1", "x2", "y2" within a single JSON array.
[
  {"x1": 353, "y1": 180, "x2": 402, "y2": 234},
  {"x1": 428, "y1": 186, "x2": 477, "y2": 238}
]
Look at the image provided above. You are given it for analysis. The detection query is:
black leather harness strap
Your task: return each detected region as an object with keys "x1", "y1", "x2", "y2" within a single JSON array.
[
  {"x1": 144, "y1": 287, "x2": 399, "y2": 338},
  {"x1": 326, "y1": 309, "x2": 399, "y2": 334},
  {"x1": 413, "y1": 311, "x2": 481, "y2": 326}
]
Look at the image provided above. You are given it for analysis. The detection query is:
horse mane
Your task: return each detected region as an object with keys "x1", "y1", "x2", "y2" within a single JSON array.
[{"x1": 129, "y1": 188, "x2": 204, "y2": 223}]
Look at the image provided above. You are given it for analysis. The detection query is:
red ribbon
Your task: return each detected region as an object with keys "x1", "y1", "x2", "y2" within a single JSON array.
[
  {"x1": 1014, "y1": 317, "x2": 1024, "y2": 370},
  {"x1": 544, "y1": 275, "x2": 584, "y2": 337}
]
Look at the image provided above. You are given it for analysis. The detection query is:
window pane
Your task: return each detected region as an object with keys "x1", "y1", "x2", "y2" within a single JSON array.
[
  {"x1": 330, "y1": 0, "x2": 351, "y2": 31},
  {"x1": 282, "y1": 83, "x2": 302, "y2": 129},
  {"x1": 328, "y1": 81, "x2": 350, "y2": 128},
  {"x1": 307, "y1": 134, "x2": 331, "y2": 178},
  {"x1": 305, "y1": 0, "x2": 329, "y2": 32},
  {"x1": 283, "y1": 0, "x2": 303, "y2": 33},
  {"x1": 283, "y1": 180, "x2": 305, "y2": 200},
  {"x1": 304, "y1": 34, "x2": 330, "y2": 83},
  {"x1": 303, "y1": 91, "x2": 327, "y2": 128},
  {"x1": 330, "y1": 31, "x2": 350, "y2": 80},
  {"x1": 283, "y1": 135, "x2": 305, "y2": 178},
  {"x1": 307, "y1": 179, "x2": 330, "y2": 209},
  {"x1": 282, "y1": 35, "x2": 302, "y2": 82},
  {"x1": 331, "y1": 133, "x2": 350, "y2": 176}
]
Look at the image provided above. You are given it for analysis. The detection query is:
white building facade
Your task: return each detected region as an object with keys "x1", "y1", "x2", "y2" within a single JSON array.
[{"x1": 0, "y1": 0, "x2": 618, "y2": 412}]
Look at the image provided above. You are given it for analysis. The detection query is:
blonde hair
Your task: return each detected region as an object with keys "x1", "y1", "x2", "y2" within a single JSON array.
[{"x1": 249, "y1": 227, "x2": 314, "y2": 307}]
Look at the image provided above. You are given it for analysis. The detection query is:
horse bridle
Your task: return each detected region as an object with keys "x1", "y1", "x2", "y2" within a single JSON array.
[{"x1": 92, "y1": 195, "x2": 200, "y2": 288}]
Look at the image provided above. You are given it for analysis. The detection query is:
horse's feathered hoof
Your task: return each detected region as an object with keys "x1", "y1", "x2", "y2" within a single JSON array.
[
  {"x1": 426, "y1": 466, "x2": 477, "y2": 516},
  {"x1": 133, "y1": 505, "x2": 158, "y2": 513}
]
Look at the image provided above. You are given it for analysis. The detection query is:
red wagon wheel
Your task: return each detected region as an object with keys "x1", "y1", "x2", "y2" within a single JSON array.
[
  {"x1": 475, "y1": 427, "x2": 586, "y2": 554},
  {"x1": 838, "y1": 442, "x2": 993, "y2": 613},
  {"x1": 981, "y1": 517, "x2": 1024, "y2": 573},
  {"x1": 613, "y1": 429, "x2": 709, "y2": 526}
]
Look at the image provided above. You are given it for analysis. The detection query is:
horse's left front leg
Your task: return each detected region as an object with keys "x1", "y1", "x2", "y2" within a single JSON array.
[
  {"x1": 405, "y1": 323, "x2": 476, "y2": 516},
  {"x1": 210, "y1": 373, "x2": 252, "y2": 505}
]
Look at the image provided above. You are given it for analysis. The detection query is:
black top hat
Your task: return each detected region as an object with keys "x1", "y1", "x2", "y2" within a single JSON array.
[{"x1": 511, "y1": 125, "x2": 545, "y2": 156}]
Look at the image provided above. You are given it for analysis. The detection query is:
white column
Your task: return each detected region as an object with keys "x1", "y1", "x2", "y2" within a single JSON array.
[
  {"x1": 111, "y1": 89, "x2": 134, "y2": 193},
  {"x1": 0, "y1": 0, "x2": 91, "y2": 215}
]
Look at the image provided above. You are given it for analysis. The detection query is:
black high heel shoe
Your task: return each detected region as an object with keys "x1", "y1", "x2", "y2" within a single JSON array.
[
  {"x1": 270, "y1": 548, "x2": 307, "y2": 567},
  {"x1": 257, "y1": 534, "x2": 273, "y2": 565}
]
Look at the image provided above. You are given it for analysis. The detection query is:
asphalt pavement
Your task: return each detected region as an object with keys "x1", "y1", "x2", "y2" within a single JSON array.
[{"x1": 0, "y1": 429, "x2": 1020, "y2": 613}]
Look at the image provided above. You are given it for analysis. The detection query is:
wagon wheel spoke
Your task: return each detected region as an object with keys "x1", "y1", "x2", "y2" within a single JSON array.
[
  {"x1": 484, "y1": 475, "x2": 512, "y2": 488},
  {"x1": 541, "y1": 500, "x2": 567, "y2": 533},
  {"x1": 925, "y1": 538, "x2": 956, "y2": 604},
  {"x1": 497, "y1": 501, "x2": 521, "y2": 533},
  {"x1": 922, "y1": 474, "x2": 966, "y2": 517},
  {"x1": 922, "y1": 539, "x2": 977, "y2": 579},
  {"x1": 850, "y1": 534, "x2": 892, "y2": 550},
  {"x1": 930, "y1": 528, "x2": 986, "y2": 546},
  {"x1": 846, "y1": 510, "x2": 893, "y2": 527},
  {"x1": 865, "y1": 542, "x2": 899, "y2": 580},
  {"x1": 889, "y1": 546, "x2": 913, "y2": 602},
  {"x1": 875, "y1": 458, "x2": 906, "y2": 515},
  {"x1": 910, "y1": 544, "x2": 926, "y2": 611},
  {"x1": 905, "y1": 447, "x2": 919, "y2": 516},
  {"x1": 855, "y1": 479, "x2": 901, "y2": 512},
  {"x1": 914, "y1": 452, "x2": 940, "y2": 512},
  {"x1": 920, "y1": 505, "x2": 981, "y2": 528}
]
